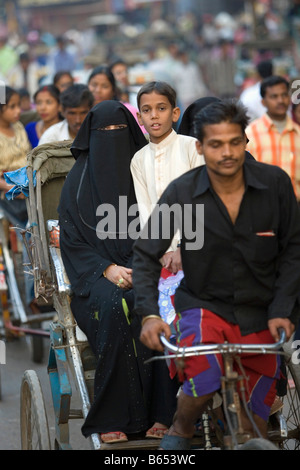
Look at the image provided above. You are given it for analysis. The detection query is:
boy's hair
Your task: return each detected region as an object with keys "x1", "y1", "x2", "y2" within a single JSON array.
[
  {"x1": 137, "y1": 81, "x2": 177, "y2": 110},
  {"x1": 60, "y1": 84, "x2": 94, "y2": 109},
  {"x1": 260, "y1": 75, "x2": 289, "y2": 98},
  {"x1": 193, "y1": 99, "x2": 249, "y2": 142}
]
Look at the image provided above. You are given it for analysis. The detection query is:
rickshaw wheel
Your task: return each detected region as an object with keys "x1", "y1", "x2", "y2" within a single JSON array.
[{"x1": 20, "y1": 370, "x2": 51, "y2": 450}]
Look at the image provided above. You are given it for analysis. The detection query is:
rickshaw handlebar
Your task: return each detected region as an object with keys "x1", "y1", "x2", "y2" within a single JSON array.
[{"x1": 159, "y1": 328, "x2": 286, "y2": 358}]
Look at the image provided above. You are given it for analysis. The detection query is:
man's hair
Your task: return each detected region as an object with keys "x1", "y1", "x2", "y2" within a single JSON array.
[
  {"x1": 193, "y1": 99, "x2": 249, "y2": 142},
  {"x1": 137, "y1": 81, "x2": 177, "y2": 110},
  {"x1": 60, "y1": 84, "x2": 94, "y2": 109},
  {"x1": 260, "y1": 75, "x2": 289, "y2": 98}
]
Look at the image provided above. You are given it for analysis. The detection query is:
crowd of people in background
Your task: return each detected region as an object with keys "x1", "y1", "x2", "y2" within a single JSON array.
[
  {"x1": 0, "y1": 3, "x2": 300, "y2": 343},
  {"x1": 2, "y1": 1, "x2": 300, "y2": 449}
]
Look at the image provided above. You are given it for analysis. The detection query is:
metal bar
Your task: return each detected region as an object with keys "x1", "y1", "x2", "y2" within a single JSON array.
[
  {"x1": 0, "y1": 217, "x2": 28, "y2": 324},
  {"x1": 160, "y1": 329, "x2": 286, "y2": 356}
]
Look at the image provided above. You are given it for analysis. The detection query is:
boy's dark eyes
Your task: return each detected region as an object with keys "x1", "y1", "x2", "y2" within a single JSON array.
[{"x1": 142, "y1": 107, "x2": 166, "y2": 113}]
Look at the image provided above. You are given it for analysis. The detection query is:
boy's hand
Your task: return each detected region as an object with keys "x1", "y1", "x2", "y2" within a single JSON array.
[
  {"x1": 162, "y1": 251, "x2": 173, "y2": 271},
  {"x1": 162, "y1": 249, "x2": 182, "y2": 274},
  {"x1": 169, "y1": 247, "x2": 182, "y2": 274}
]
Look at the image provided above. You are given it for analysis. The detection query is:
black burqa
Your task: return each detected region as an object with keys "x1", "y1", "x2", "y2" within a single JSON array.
[
  {"x1": 178, "y1": 96, "x2": 221, "y2": 137},
  {"x1": 58, "y1": 101, "x2": 178, "y2": 437},
  {"x1": 178, "y1": 96, "x2": 255, "y2": 161}
]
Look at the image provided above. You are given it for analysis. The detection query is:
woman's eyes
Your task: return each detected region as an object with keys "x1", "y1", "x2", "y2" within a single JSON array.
[{"x1": 98, "y1": 124, "x2": 127, "y2": 130}]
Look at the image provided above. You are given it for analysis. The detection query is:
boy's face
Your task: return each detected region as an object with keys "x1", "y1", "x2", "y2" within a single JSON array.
[
  {"x1": 63, "y1": 104, "x2": 91, "y2": 138},
  {"x1": 137, "y1": 91, "x2": 180, "y2": 144}
]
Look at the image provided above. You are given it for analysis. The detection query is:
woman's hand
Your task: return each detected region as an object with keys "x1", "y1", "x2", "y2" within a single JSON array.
[{"x1": 104, "y1": 264, "x2": 133, "y2": 289}]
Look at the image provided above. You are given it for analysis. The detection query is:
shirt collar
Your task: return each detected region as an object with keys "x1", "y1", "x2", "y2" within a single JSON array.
[
  {"x1": 192, "y1": 158, "x2": 268, "y2": 199},
  {"x1": 149, "y1": 128, "x2": 177, "y2": 151},
  {"x1": 262, "y1": 113, "x2": 300, "y2": 134}
]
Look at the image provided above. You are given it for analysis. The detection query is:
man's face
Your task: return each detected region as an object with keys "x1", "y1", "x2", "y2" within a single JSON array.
[
  {"x1": 63, "y1": 105, "x2": 91, "y2": 138},
  {"x1": 196, "y1": 121, "x2": 247, "y2": 179},
  {"x1": 262, "y1": 83, "x2": 290, "y2": 121}
]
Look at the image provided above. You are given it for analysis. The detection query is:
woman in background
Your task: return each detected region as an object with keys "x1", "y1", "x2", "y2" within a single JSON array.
[{"x1": 25, "y1": 84, "x2": 61, "y2": 147}]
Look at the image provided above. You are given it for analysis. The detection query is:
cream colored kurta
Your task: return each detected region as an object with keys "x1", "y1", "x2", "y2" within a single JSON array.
[
  {"x1": 0, "y1": 121, "x2": 31, "y2": 172},
  {"x1": 130, "y1": 129, "x2": 204, "y2": 251}
]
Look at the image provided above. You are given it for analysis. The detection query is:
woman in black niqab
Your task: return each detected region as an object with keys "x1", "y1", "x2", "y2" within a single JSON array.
[{"x1": 58, "y1": 101, "x2": 178, "y2": 442}]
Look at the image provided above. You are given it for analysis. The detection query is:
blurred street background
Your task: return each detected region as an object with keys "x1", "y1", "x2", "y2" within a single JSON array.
[{"x1": 0, "y1": 0, "x2": 299, "y2": 101}]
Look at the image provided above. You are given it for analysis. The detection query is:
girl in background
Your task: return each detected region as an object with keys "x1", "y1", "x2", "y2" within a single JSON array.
[
  {"x1": 0, "y1": 86, "x2": 30, "y2": 197},
  {"x1": 0, "y1": 86, "x2": 32, "y2": 307}
]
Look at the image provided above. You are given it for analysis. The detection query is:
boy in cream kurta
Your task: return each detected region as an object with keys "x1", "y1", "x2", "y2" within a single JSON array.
[{"x1": 130, "y1": 81, "x2": 204, "y2": 273}]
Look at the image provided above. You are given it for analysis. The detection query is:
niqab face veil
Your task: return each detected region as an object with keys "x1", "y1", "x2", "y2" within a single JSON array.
[{"x1": 60, "y1": 100, "x2": 147, "y2": 265}]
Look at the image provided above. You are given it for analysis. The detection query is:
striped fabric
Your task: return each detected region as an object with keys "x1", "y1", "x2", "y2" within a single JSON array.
[{"x1": 246, "y1": 114, "x2": 300, "y2": 199}]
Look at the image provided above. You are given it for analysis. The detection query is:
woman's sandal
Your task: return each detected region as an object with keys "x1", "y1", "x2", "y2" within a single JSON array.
[
  {"x1": 146, "y1": 426, "x2": 168, "y2": 439},
  {"x1": 100, "y1": 431, "x2": 128, "y2": 444}
]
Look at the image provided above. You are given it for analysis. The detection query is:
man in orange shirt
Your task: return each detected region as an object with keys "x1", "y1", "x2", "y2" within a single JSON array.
[{"x1": 246, "y1": 75, "x2": 300, "y2": 200}]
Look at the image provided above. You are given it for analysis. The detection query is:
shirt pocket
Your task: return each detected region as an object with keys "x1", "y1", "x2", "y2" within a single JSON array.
[{"x1": 252, "y1": 231, "x2": 278, "y2": 264}]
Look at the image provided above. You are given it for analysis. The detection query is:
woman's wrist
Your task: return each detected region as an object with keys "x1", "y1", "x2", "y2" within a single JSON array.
[{"x1": 103, "y1": 263, "x2": 117, "y2": 278}]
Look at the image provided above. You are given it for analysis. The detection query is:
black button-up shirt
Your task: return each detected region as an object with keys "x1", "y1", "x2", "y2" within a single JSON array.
[{"x1": 132, "y1": 159, "x2": 300, "y2": 335}]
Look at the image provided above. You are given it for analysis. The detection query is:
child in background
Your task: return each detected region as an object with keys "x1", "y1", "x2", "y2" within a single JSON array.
[
  {"x1": 18, "y1": 88, "x2": 33, "y2": 113},
  {"x1": 0, "y1": 86, "x2": 31, "y2": 198},
  {"x1": 0, "y1": 86, "x2": 32, "y2": 307}
]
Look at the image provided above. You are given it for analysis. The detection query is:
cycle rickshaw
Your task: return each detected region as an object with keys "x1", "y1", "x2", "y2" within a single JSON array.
[{"x1": 19, "y1": 140, "x2": 300, "y2": 450}]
